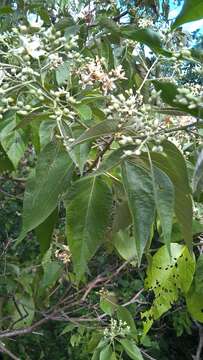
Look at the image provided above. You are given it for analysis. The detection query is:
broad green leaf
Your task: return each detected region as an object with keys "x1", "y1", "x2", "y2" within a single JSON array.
[
  {"x1": 0, "y1": 143, "x2": 14, "y2": 173},
  {"x1": 117, "y1": 306, "x2": 137, "y2": 339},
  {"x1": 172, "y1": 0, "x2": 203, "y2": 30},
  {"x1": 148, "y1": 140, "x2": 193, "y2": 250},
  {"x1": 114, "y1": 230, "x2": 137, "y2": 265},
  {"x1": 193, "y1": 254, "x2": 203, "y2": 294},
  {"x1": 66, "y1": 177, "x2": 112, "y2": 280},
  {"x1": 56, "y1": 61, "x2": 70, "y2": 85},
  {"x1": 120, "y1": 28, "x2": 171, "y2": 57},
  {"x1": 100, "y1": 345, "x2": 113, "y2": 360},
  {"x1": 122, "y1": 161, "x2": 155, "y2": 263},
  {"x1": 153, "y1": 81, "x2": 203, "y2": 119},
  {"x1": 1, "y1": 129, "x2": 27, "y2": 168},
  {"x1": 112, "y1": 201, "x2": 132, "y2": 234},
  {"x1": 193, "y1": 149, "x2": 203, "y2": 195},
  {"x1": 39, "y1": 119, "x2": 56, "y2": 149},
  {"x1": 69, "y1": 142, "x2": 90, "y2": 175},
  {"x1": 74, "y1": 104, "x2": 92, "y2": 121},
  {"x1": 35, "y1": 207, "x2": 58, "y2": 255},
  {"x1": 119, "y1": 339, "x2": 143, "y2": 360},
  {"x1": 91, "y1": 146, "x2": 135, "y2": 177},
  {"x1": 186, "y1": 289, "x2": 203, "y2": 323},
  {"x1": 41, "y1": 261, "x2": 62, "y2": 289},
  {"x1": 17, "y1": 142, "x2": 73, "y2": 243},
  {"x1": 142, "y1": 244, "x2": 195, "y2": 334},
  {"x1": 149, "y1": 158, "x2": 174, "y2": 251},
  {"x1": 7, "y1": 293, "x2": 35, "y2": 329},
  {"x1": 72, "y1": 119, "x2": 118, "y2": 146},
  {"x1": 100, "y1": 292, "x2": 117, "y2": 315},
  {"x1": 110, "y1": 353, "x2": 118, "y2": 360}
]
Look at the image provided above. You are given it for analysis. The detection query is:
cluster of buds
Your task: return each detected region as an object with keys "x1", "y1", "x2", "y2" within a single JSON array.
[
  {"x1": 55, "y1": 245, "x2": 72, "y2": 264},
  {"x1": 175, "y1": 87, "x2": 203, "y2": 109},
  {"x1": 78, "y1": 57, "x2": 126, "y2": 94},
  {"x1": 103, "y1": 319, "x2": 130, "y2": 341},
  {"x1": 105, "y1": 90, "x2": 143, "y2": 125}
]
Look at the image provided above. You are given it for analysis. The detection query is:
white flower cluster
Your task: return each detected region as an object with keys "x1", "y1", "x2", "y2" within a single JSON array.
[
  {"x1": 138, "y1": 18, "x2": 154, "y2": 28},
  {"x1": 78, "y1": 57, "x2": 126, "y2": 94},
  {"x1": 55, "y1": 245, "x2": 72, "y2": 264},
  {"x1": 103, "y1": 319, "x2": 130, "y2": 341}
]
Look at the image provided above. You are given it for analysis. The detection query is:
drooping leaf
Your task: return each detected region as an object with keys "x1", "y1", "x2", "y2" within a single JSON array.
[
  {"x1": 65, "y1": 177, "x2": 112, "y2": 280},
  {"x1": 153, "y1": 80, "x2": 203, "y2": 119},
  {"x1": 39, "y1": 119, "x2": 56, "y2": 149},
  {"x1": 35, "y1": 207, "x2": 58, "y2": 255},
  {"x1": 142, "y1": 244, "x2": 195, "y2": 334},
  {"x1": 120, "y1": 27, "x2": 171, "y2": 57},
  {"x1": 148, "y1": 156, "x2": 175, "y2": 251},
  {"x1": 193, "y1": 254, "x2": 203, "y2": 294},
  {"x1": 122, "y1": 161, "x2": 155, "y2": 263},
  {"x1": 117, "y1": 306, "x2": 137, "y2": 340},
  {"x1": 72, "y1": 120, "x2": 118, "y2": 146},
  {"x1": 172, "y1": 0, "x2": 203, "y2": 30},
  {"x1": 113, "y1": 230, "x2": 137, "y2": 265},
  {"x1": 99, "y1": 345, "x2": 113, "y2": 360},
  {"x1": 41, "y1": 260, "x2": 62, "y2": 289},
  {"x1": 100, "y1": 291, "x2": 117, "y2": 315},
  {"x1": 0, "y1": 143, "x2": 14, "y2": 173},
  {"x1": 193, "y1": 149, "x2": 203, "y2": 195},
  {"x1": 186, "y1": 288, "x2": 203, "y2": 323},
  {"x1": 17, "y1": 142, "x2": 73, "y2": 243},
  {"x1": 7, "y1": 293, "x2": 35, "y2": 329},
  {"x1": 147, "y1": 140, "x2": 193, "y2": 250},
  {"x1": 119, "y1": 339, "x2": 143, "y2": 360},
  {"x1": 1, "y1": 129, "x2": 27, "y2": 168},
  {"x1": 56, "y1": 61, "x2": 70, "y2": 86}
]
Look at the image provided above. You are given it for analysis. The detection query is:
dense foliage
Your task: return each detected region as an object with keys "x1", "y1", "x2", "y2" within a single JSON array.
[{"x1": 0, "y1": 0, "x2": 203, "y2": 359}]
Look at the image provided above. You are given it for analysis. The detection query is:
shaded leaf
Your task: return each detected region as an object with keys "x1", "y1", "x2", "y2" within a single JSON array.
[
  {"x1": 119, "y1": 339, "x2": 143, "y2": 360},
  {"x1": 66, "y1": 177, "x2": 112, "y2": 280},
  {"x1": 193, "y1": 149, "x2": 203, "y2": 195},
  {"x1": 100, "y1": 344, "x2": 113, "y2": 360},
  {"x1": 17, "y1": 142, "x2": 73, "y2": 243},
  {"x1": 35, "y1": 207, "x2": 58, "y2": 255},
  {"x1": 122, "y1": 161, "x2": 155, "y2": 263}
]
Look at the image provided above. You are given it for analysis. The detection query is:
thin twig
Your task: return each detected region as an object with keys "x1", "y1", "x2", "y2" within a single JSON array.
[
  {"x1": 0, "y1": 343, "x2": 20, "y2": 360},
  {"x1": 194, "y1": 323, "x2": 203, "y2": 360}
]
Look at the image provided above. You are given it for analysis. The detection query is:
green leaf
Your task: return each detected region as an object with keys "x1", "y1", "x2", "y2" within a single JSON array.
[
  {"x1": 8, "y1": 293, "x2": 35, "y2": 329},
  {"x1": 142, "y1": 244, "x2": 195, "y2": 334},
  {"x1": 119, "y1": 339, "x2": 143, "y2": 360},
  {"x1": 122, "y1": 161, "x2": 155, "y2": 263},
  {"x1": 1, "y1": 129, "x2": 27, "y2": 168},
  {"x1": 41, "y1": 261, "x2": 62, "y2": 289},
  {"x1": 66, "y1": 177, "x2": 112, "y2": 280},
  {"x1": 186, "y1": 289, "x2": 203, "y2": 323},
  {"x1": 39, "y1": 120, "x2": 56, "y2": 149},
  {"x1": 193, "y1": 149, "x2": 203, "y2": 195},
  {"x1": 148, "y1": 140, "x2": 193, "y2": 250},
  {"x1": 17, "y1": 142, "x2": 73, "y2": 243},
  {"x1": 74, "y1": 104, "x2": 92, "y2": 121},
  {"x1": 110, "y1": 353, "x2": 118, "y2": 360},
  {"x1": 114, "y1": 230, "x2": 137, "y2": 264},
  {"x1": 112, "y1": 201, "x2": 132, "y2": 234},
  {"x1": 100, "y1": 345, "x2": 113, "y2": 360},
  {"x1": 72, "y1": 120, "x2": 118, "y2": 146},
  {"x1": 100, "y1": 292, "x2": 117, "y2": 315},
  {"x1": 148, "y1": 156, "x2": 174, "y2": 251},
  {"x1": 35, "y1": 207, "x2": 58, "y2": 255},
  {"x1": 172, "y1": 0, "x2": 203, "y2": 30},
  {"x1": 56, "y1": 61, "x2": 70, "y2": 86},
  {"x1": 120, "y1": 28, "x2": 171, "y2": 57},
  {"x1": 153, "y1": 81, "x2": 203, "y2": 119},
  {"x1": 0, "y1": 143, "x2": 14, "y2": 173},
  {"x1": 117, "y1": 306, "x2": 137, "y2": 339},
  {"x1": 69, "y1": 142, "x2": 90, "y2": 175},
  {"x1": 194, "y1": 254, "x2": 203, "y2": 294}
]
